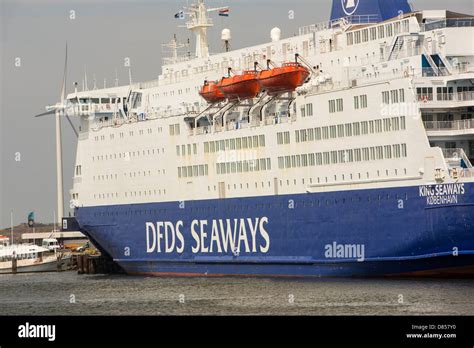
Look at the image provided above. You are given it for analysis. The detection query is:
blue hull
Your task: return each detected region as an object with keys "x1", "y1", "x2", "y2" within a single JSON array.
[{"x1": 75, "y1": 183, "x2": 474, "y2": 277}]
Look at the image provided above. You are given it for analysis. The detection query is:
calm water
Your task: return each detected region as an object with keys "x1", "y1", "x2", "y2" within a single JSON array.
[{"x1": 0, "y1": 271, "x2": 473, "y2": 315}]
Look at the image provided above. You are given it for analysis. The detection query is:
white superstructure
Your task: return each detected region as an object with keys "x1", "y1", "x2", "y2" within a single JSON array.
[{"x1": 63, "y1": 2, "x2": 474, "y2": 209}]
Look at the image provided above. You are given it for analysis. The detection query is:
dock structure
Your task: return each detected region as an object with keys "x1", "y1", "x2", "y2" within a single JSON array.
[{"x1": 75, "y1": 254, "x2": 124, "y2": 275}]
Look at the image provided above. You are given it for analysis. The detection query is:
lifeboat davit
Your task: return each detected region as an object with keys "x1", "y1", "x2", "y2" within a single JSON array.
[
  {"x1": 217, "y1": 70, "x2": 261, "y2": 101},
  {"x1": 257, "y1": 62, "x2": 310, "y2": 95},
  {"x1": 199, "y1": 80, "x2": 226, "y2": 104}
]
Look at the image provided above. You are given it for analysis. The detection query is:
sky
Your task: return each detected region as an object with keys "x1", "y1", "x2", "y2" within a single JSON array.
[{"x1": 1, "y1": 0, "x2": 473, "y2": 228}]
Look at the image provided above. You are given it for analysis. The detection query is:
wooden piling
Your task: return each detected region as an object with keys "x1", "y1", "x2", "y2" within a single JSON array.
[{"x1": 12, "y1": 257, "x2": 17, "y2": 274}]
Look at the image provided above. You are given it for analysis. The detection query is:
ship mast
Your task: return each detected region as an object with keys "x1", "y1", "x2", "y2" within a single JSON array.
[{"x1": 184, "y1": 0, "x2": 228, "y2": 59}]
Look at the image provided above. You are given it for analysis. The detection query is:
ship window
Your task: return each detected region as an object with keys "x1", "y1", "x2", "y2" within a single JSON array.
[
  {"x1": 400, "y1": 116, "x2": 406, "y2": 130},
  {"x1": 378, "y1": 25, "x2": 385, "y2": 39},
  {"x1": 401, "y1": 144, "x2": 407, "y2": 157},
  {"x1": 322, "y1": 127, "x2": 329, "y2": 139},
  {"x1": 347, "y1": 32, "x2": 354, "y2": 45},
  {"x1": 354, "y1": 31, "x2": 361, "y2": 44},
  {"x1": 362, "y1": 29, "x2": 368, "y2": 42},
  {"x1": 330, "y1": 126, "x2": 336, "y2": 139},
  {"x1": 376, "y1": 146, "x2": 383, "y2": 160},
  {"x1": 353, "y1": 122, "x2": 360, "y2": 136},
  {"x1": 399, "y1": 89, "x2": 405, "y2": 102},
  {"x1": 354, "y1": 96, "x2": 360, "y2": 109},
  {"x1": 323, "y1": 152, "x2": 330, "y2": 165},
  {"x1": 375, "y1": 120, "x2": 382, "y2": 133},
  {"x1": 176, "y1": 146, "x2": 180, "y2": 156},
  {"x1": 345, "y1": 123, "x2": 353, "y2": 137},
  {"x1": 392, "y1": 117, "x2": 400, "y2": 131},
  {"x1": 361, "y1": 121, "x2": 368, "y2": 134},
  {"x1": 315, "y1": 128, "x2": 322, "y2": 140},
  {"x1": 370, "y1": 27, "x2": 377, "y2": 40},
  {"x1": 337, "y1": 125, "x2": 345, "y2": 137},
  {"x1": 402, "y1": 19, "x2": 409, "y2": 32},
  {"x1": 394, "y1": 22, "x2": 401, "y2": 35},
  {"x1": 384, "y1": 145, "x2": 392, "y2": 159}
]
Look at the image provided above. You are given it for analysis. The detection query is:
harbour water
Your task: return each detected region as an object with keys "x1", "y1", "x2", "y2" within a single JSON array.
[{"x1": 0, "y1": 271, "x2": 473, "y2": 315}]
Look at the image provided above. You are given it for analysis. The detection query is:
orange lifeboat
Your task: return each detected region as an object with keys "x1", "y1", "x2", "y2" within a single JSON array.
[
  {"x1": 199, "y1": 80, "x2": 226, "y2": 104},
  {"x1": 257, "y1": 62, "x2": 310, "y2": 95},
  {"x1": 217, "y1": 70, "x2": 261, "y2": 101}
]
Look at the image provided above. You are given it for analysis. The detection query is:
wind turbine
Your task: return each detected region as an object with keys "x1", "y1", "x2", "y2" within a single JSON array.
[{"x1": 34, "y1": 44, "x2": 78, "y2": 225}]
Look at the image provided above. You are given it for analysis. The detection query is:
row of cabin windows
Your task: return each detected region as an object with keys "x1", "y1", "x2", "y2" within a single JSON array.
[
  {"x1": 93, "y1": 127, "x2": 163, "y2": 142},
  {"x1": 94, "y1": 189, "x2": 167, "y2": 200},
  {"x1": 178, "y1": 165, "x2": 209, "y2": 178},
  {"x1": 92, "y1": 148, "x2": 165, "y2": 162},
  {"x1": 277, "y1": 131, "x2": 291, "y2": 145},
  {"x1": 93, "y1": 169, "x2": 166, "y2": 181},
  {"x1": 169, "y1": 124, "x2": 181, "y2": 136},
  {"x1": 152, "y1": 87, "x2": 192, "y2": 100},
  {"x1": 354, "y1": 95, "x2": 368, "y2": 109},
  {"x1": 382, "y1": 89, "x2": 406, "y2": 104},
  {"x1": 329, "y1": 98, "x2": 344, "y2": 113},
  {"x1": 300, "y1": 103, "x2": 314, "y2": 117},
  {"x1": 277, "y1": 143, "x2": 407, "y2": 169},
  {"x1": 347, "y1": 19, "x2": 410, "y2": 45},
  {"x1": 204, "y1": 135, "x2": 265, "y2": 153},
  {"x1": 216, "y1": 158, "x2": 272, "y2": 175},
  {"x1": 295, "y1": 116, "x2": 407, "y2": 143},
  {"x1": 177, "y1": 143, "x2": 198, "y2": 156}
]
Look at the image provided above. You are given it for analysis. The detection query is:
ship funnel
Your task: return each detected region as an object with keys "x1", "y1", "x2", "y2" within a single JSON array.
[
  {"x1": 271, "y1": 27, "x2": 281, "y2": 42},
  {"x1": 330, "y1": 0, "x2": 412, "y2": 23}
]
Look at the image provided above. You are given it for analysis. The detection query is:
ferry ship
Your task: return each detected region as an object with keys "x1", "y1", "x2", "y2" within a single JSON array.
[{"x1": 44, "y1": 0, "x2": 474, "y2": 277}]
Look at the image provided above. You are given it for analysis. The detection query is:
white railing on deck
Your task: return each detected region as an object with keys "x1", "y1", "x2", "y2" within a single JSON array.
[
  {"x1": 298, "y1": 14, "x2": 379, "y2": 35},
  {"x1": 424, "y1": 120, "x2": 474, "y2": 132}
]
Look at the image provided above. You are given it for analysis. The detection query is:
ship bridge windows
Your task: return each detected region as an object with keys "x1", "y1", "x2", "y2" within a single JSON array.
[{"x1": 416, "y1": 87, "x2": 433, "y2": 101}]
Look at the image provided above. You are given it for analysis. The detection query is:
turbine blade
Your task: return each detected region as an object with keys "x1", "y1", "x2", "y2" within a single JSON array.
[
  {"x1": 65, "y1": 115, "x2": 79, "y2": 137},
  {"x1": 34, "y1": 110, "x2": 56, "y2": 117},
  {"x1": 60, "y1": 43, "x2": 68, "y2": 103}
]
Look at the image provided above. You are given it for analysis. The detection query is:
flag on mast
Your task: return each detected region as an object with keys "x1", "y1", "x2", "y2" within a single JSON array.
[
  {"x1": 174, "y1": 9, "x2": 185, "y2": 19},
  {"x1": 218, "y1": 8, "x2": 229, "y2": 17},
  {"x1": 27, "y1": 212, "x2": 35, "y2": 228}
]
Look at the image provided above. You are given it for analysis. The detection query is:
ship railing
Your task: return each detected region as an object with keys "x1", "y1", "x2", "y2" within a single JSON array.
[
  {"x1": 298, "y1": 14, "x2": 379, "y2": 35},
  {"x1": 424, "y1": 119, "x2": 474, "y2": 132},
  {"x1": 418, "y1": 91, "x2": 474, "y2": 103},
  {"x1": 440, "y1": 147, "x2": 473, "y2": 168},
  {"x1": 421, "y1": 18, "x2": 474, "y2": 32}
]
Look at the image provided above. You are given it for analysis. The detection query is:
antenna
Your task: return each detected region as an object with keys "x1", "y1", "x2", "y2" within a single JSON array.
[
  {"x1": 162, "y1": 34, "x2": 189, "y2": 65},
  {"x1": 221, "y1": 28, "x2": 231, "y2": 52},
  {"x1": 84, "y1": 66, "x2": 89, "y2": 91},
  {"x1": 93, "y1": 74, "x2": 97, "y2": 90},
  {"x1": 104, "y1": 78, "x2": 107, "y2": 89},
  {"x1": 115, "y1": 68, "x2": 119, "y2": 87},
  {"x1": 128, "y1": 67, "x2": 133, "y2": 85}
]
